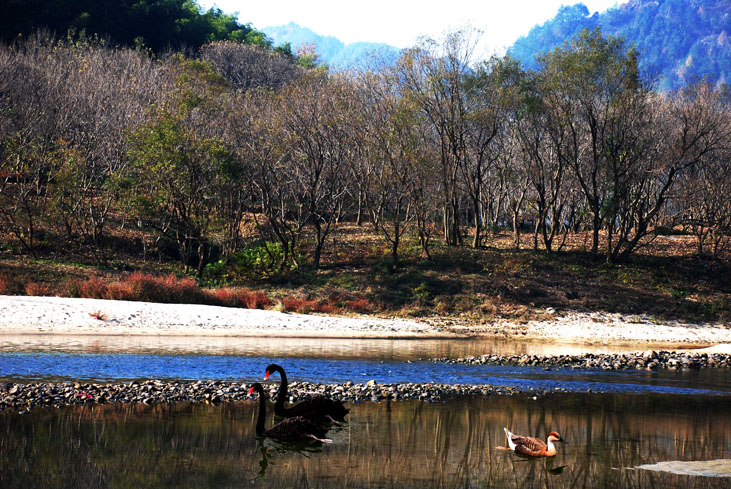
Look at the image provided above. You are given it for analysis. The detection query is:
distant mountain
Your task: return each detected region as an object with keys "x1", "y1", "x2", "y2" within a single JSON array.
[
  {"x1": 263, "y1": 22, "x2": 401, "y2": 69},
  {"x1": 507, "y1": 0, "x2": 730, "y2": 90}
]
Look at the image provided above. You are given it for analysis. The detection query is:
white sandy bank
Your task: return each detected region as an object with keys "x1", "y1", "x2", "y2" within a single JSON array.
[
  {"x1": 0, "y1": 295, "x2": 435, "y2": 338},
  {"x1": 0, "y1": 296, "x2": 730, "y2": 351}
]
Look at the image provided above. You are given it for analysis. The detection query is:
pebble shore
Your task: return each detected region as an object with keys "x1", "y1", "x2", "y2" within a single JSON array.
[
  {"x1": 0, "y1": 380, "x2": 528, "y2": 414},
  {"x1": 433, "y1": 350, "x2": 731, "y2": 370}
]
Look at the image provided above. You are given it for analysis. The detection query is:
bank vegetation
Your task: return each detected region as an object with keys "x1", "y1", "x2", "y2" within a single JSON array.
[{"x1": 1, "y1": 28, "x2": 729, "y2": 322}]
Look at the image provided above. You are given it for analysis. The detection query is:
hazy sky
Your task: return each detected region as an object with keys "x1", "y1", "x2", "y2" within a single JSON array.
[{"x1": 197, "y1": 1, "x2": 620, "y2": 55}]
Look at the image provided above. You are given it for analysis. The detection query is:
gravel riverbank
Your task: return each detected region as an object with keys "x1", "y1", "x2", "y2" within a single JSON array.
[
  {"x1": 434, "y1": 350, "x2": 731, "y2": 370},
  {"x1": 0, "y1": 380, "x2": 524, "y2": 414}
]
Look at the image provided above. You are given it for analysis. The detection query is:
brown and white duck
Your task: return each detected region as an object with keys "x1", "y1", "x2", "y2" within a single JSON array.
[{"x1": 503, "y1": 427, "x2": 567, "y2": 457}]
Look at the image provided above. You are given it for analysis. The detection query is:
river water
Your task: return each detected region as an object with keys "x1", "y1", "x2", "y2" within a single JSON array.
[
  {"x1": 0, "y1": 334, "x2": 679, "y2": 358},
  {"x1": 1, "y1": 351, "x2": 731, "y2": 395},
  {"x1": 0, "y1": 335, "x2": 730, "y2": 487},
  {"x1": 1, "y1": 394, "x2": 729, "y2": 489}
]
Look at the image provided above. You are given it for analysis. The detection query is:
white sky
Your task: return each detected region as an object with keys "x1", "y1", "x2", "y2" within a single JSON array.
[{"x1": 197, "y1": 1, "x2": 620, "y2": 55}]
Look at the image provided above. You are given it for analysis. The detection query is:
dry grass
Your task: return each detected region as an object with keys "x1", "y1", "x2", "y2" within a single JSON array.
[{"x1": 89, "y1": 310, "x2": 108, "y2": 321}]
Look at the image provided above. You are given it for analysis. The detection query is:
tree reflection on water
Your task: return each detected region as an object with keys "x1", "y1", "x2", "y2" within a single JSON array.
[{"x1": 0, "y1": 393, "x2": 729, "y2": 488}]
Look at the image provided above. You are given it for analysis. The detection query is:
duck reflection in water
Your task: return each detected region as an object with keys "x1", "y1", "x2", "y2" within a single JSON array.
[{"x1": 546, "y1": 458, "x2": 567, "y2": 475}]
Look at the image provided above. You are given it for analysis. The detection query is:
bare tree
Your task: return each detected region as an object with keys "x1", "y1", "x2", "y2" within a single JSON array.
[
  {"x1": 397, "y1": 30, "x2": 482, "y2": 247},
  {"x1": 243, "y1": 89, "x2": 305, "y2": 271},
  {"x1": 277, "y1": 72, "x2": 357, "y2": 270},
  {"x1": 54, "y1": 42, "x2": 168, "y2": 248},
  {"x1": 356, "y1": 68, "x2": 425, "y2": 270},
  {"x1": 458, "y1": 56, "x2": 514, "y2": 248},
  {"x1": 0, "y1": 33, "x2": 75, "y2": 253},
  {"x1": 0, "y1": 33, "x2": 168, "y2": 260},
  {"x1": 199, "y1": 41, "x2": 301, "y2": 91},
  {"x1": 537, "y1": 29, "x2": 636, "y2": 257},
  {"x1": 671, "y1": 84, "x2": 731, "y2": 257}
]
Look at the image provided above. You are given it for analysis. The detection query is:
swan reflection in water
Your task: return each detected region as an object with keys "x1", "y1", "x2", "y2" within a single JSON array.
[
  {"x1": 3, "y1": 393, "x2": 727, "y2": 489},
  {"x1": 254, "y1": 437, "x2": 326, "y2": 480}
]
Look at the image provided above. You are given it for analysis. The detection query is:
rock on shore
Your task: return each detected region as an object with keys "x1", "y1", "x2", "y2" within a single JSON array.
[
  {"x1": 434, "y1": 350, "x2": 731, "y2": 370},
  {"x1": 0, "y1": 380, "x2": 525, "y2": 414}
]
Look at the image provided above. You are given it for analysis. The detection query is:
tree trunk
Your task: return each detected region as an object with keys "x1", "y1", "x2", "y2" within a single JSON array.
[
  {"x1": 472, "y1": 196, "x2": 481, "y2": 248},
  {"x1": 391, "y1": 227, "x2": 400, "y2": 272},
  {"x1": 356, "y1": 189, "x2": 364, "y2": 226},
  {"x1": 591, "y1": 215, "x2": 601, "y2": 255}
]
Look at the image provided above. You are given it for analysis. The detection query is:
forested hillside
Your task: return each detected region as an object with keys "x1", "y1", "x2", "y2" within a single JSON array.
[
  {"x1": 508, "y1": 0, "x2": 730, "y2": 90},
  {"x1": 0, "y1": 0, "x2": 270, "y2": 52}
]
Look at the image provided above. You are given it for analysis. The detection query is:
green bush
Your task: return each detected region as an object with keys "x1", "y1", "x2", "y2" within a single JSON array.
[
  {"x1": 411, "y1": 282, "x2": 434, "y2": 305},
  {"x1": 204, "y1": 242, "x2": 285, "y2": 284}
]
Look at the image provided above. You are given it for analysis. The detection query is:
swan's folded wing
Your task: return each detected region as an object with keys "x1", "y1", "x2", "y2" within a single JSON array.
[{"x1": 265, "y1": 416, "x2": 329, "y2": 441}]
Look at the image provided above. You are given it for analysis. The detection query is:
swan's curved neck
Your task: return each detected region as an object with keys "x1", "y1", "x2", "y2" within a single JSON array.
[
  {"x1": 274, "y1": 367, "x2": 288, "y2": 408},
  {"x1": 255, "y1": 389, "x2": 266, "y2": 436}
]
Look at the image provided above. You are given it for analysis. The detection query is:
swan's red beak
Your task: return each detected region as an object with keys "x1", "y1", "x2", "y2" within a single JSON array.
[
  {"x1": 248, "y1": 386, "x2": 255, "y2": 395},
  {"x1": 264, "y1": 370, "x2": 270, "y2": 380}
]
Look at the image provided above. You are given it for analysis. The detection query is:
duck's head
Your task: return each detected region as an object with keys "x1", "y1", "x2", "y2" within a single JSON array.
[{"x1": 548, "y1": 432, "x2": 567, "y2": 444}]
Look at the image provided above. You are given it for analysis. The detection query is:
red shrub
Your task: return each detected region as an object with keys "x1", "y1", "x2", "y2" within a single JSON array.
[
  {"x1": 66, "y1": 276, "x2": 108, "y2": 299},
  {"x1": 240, "y1": 290, "x2": 273, "y2": 309},
  {"x1": 104, "y1": 281, "x2": 136, "y2": 301},
  {"x1": 117, "y1": 272, "x2": 205, "y2": 304},
  {"x1": 25, "y1": 281, "x2": 52, "y2": 296},
  {"x1": 89, "y1": 310, "x2": 108, "y2": 321},
  {"x1": 206, "y1": 287, "x2": 236, "y2": 306},
  {"x1": 159, "y1": 274, "x2": 203, "y2": 303},
  {"x1": 281, "y1": 296, "x2": 316, "y2": 313},
  {"x1": 309, "y1": 302, "x2": 338, "y2": 314},
  {"x1": 345, "y1": 298, "x2": 373, "y2": 313},
  {"x1": 204, "y1": 288, "x2": 273, "y2": 309}
]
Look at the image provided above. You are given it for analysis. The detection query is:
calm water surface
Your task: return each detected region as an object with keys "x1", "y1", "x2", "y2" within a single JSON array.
[
  {"x1": 1, "y1": 394, "x2": 729, "y2": 489},
  {"x1": 0, "y1": 334, "x2": 699, "y2": 358},
  {"x1": 1, "y1": 352, "x2": 730, "y2": 395}
]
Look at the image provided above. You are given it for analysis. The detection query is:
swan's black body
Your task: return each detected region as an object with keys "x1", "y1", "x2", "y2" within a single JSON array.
[
  {"x1": 249, "y1": 383, "x2": 330, "y2": 442},
  {"x1": 265, "y1": 363, "x2": 349, "y2": 421}
]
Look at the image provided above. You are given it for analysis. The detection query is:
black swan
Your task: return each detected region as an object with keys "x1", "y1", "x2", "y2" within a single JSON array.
[
  {"x1": 265, "y1": 363, "x2": 349, "y2": 421},
  {"x1": 248, "y1": 383, "x2": 332, "y2": 443}
]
